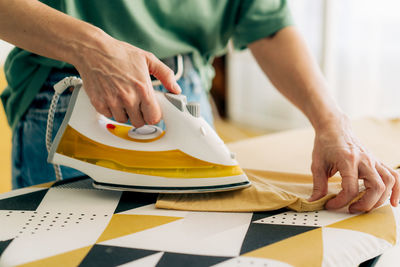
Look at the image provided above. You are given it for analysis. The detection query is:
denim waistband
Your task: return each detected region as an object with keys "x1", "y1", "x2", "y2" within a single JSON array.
[
  {"x1": 160, "y1": 54, "x2": 194, "y2": 76},
  {"x1": 41, "y1": 54, "x2": 194, "y2": 92}
]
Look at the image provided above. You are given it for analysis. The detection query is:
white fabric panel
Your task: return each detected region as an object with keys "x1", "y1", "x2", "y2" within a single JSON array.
[
  {"x1": 0, "y1": 187, "x2": 44, "y2": 200},
  {"x1": 322, "y1": 227, "x2": 392, "y2": 267},
  {"x1": 0, "y1": 188, "x2": 120, "y2": 266},
  {"x1": 101, "y1": 212, "x2": 252, "y2": 257},
  {"x1": 119, "y1": 204, "x2": 189, "y2": 217},
  {"x1": 0, "y1": 211, "x2": 33, "y2": 240},
  {"x1": 36, "y1": 187, "x2": 121, "y2": 213},
  {"x1": 213, "y1": 256, "x2": 293, "y2": 267},
  {"x1": 117, "y1": 252, "x2": 164, "y2": 267},
  {"x1": 254, "y1": 209, "x2": 357, "y2": 227}
]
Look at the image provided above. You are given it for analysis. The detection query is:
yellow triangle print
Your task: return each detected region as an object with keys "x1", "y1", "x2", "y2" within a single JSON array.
[
  {"x1": 244, "y1": 228, "x2": 323, "y2": 267},
  {"x1": 327, "y1": 204, "x2": 397, "y2": 245},
  {"x1": 18, "y1": 245, "x2": 92, "y2": 267},
  {"x1": 31, "y1": 181, "x2": 55, "y2": 188},
  {"x1": 97, "y1": 214, "x2": 182, "y2": 243}
]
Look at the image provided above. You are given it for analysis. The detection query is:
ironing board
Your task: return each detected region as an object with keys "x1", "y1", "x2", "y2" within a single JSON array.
[
  {"x1": 0, "y1": 118, "x2": 399, "y2": 266},
  {"x1": 0, "y1": 177, "x2": 391, "y2": 267}
]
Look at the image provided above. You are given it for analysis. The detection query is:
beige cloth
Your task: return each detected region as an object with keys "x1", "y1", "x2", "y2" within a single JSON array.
[
  {"x1": 156, "y1": 118, "x2": 400, "y2": 212},
  {"x1": 156, "y1": 169, "x2": 342, "y2": 212}
]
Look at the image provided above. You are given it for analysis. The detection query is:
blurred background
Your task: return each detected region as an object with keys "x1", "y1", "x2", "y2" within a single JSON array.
[
  {"x1": 1, "y1": 0, "x2": 400, "y2": 192},
  {"x1": 0, "y1": 39, "x2": 12, "y2": 192},
  {"x1": 218, "y1": 0, "x2": 400, "y2": 131}
]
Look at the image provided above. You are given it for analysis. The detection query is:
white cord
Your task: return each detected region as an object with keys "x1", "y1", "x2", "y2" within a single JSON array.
[{"x1": 46, "y1": 76, "x2": 83, "y2": 181}]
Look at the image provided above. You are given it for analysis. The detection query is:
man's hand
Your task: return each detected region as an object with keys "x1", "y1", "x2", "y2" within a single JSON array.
[
  {"x1": 74, "y1": 38, "x2": 181, "y2": 127},
  {"x1": 308, "y1": 116, "x2": 400, "y2": 212}
]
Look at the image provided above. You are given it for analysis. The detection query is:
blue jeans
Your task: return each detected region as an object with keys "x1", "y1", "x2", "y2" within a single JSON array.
[{"x1": 12, "y1": 58, "x2": 213, "y2": 189}]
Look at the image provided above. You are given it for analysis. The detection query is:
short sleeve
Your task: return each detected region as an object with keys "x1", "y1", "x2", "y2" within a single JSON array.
[{"x1": 232, "y1": 0, "x2": 294, "y2": 49}]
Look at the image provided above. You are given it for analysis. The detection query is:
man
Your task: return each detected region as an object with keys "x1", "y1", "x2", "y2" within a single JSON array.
[{"x1": 0, "y1": 0, "x2": 398, "y2": 213}]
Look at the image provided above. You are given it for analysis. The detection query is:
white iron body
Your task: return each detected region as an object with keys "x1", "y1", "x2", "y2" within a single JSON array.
[{"x1": 48, "y1": 85, "x2": 250, "y2": 193}]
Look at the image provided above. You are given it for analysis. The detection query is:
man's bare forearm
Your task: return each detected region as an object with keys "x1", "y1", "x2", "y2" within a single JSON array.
[
  {"x1": 0, "y1": 0, "x2": 181, "y2": 126},
  {"x1": 249, "y1": 26, "x2": 343, "y2": 132},
  {"x1": 250, "y1": 26, "x2": 400, "y2": 211},
  {"x1": 0, "y1": 0, "x2": 108, "y2": 67}
]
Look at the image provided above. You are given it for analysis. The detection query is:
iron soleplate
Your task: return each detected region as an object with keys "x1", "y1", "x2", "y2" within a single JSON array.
[{"x1": 92, "y1": 180, "x2": 251, "y2": 193}]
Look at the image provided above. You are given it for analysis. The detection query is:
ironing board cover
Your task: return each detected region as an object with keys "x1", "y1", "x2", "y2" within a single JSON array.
[
  {"x1": 0, "y1": 177, "x2": 398, "y2": 267},
  {"x1": 0, "y1": 118, "x2": 399, "y2": 266}
]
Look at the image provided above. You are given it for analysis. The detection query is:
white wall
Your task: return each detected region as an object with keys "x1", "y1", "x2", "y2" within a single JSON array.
[
  {"x1": 227, "y1": 0, "x2": 400, "y2": 131},
  {"x1": 227, "y1": 0, "x2": 322, "y2": 131},
  {"x1": 0, "y1": 40, "x2": 14, "y2": 65}
]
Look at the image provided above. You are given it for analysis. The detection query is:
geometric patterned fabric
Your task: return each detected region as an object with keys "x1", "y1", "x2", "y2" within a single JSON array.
[{"x1": 0, "y1": 177, "x2": 398, "y2": 267}]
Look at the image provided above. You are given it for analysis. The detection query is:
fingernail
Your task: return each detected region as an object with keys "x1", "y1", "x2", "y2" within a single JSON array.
[{"x1": 174, "y1": 82, "x2": 181, "y2": 94}]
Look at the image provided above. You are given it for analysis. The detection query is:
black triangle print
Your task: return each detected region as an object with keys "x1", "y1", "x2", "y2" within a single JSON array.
[
  {"x1": 359, "y1": 256, "x2": 381, "y2": 267},
  {"x1": 156, "y1": 252, "x2": 230, "y2": 267},
  {"x1": 79, "y1": 245, "x2": 158, "y2": 267},
  {"x1": 0, "y1": 189, "x2": 48, "y2": 210},
  {"x1": 251, "y1": 208, "x2": 289, "y2": 222},
  {"x1": 52, "y1": 176, "x2": 89, "y2": 187},
  {"x1": 240, "y1": 223, "x2": 318, "y2": 255},
  {"x1": 114, "y1": 191, "x2": 158, "y2": 213},
  {"x1": 0, "y1": 239, "x2": 13, "y2": 257}
]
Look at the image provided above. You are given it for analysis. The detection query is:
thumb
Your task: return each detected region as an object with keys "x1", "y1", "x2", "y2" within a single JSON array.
[
  {"x1": 147, "y1": 53, "x2": 182, "y2": 94},
  {"x1": 308, "y1": 165, "x2": 329, "y2": 202}
]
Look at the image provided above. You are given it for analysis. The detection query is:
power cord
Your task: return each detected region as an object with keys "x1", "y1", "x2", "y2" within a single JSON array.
[{"x1": 46, "y1": 76, "x2": 83, "y2": 181}]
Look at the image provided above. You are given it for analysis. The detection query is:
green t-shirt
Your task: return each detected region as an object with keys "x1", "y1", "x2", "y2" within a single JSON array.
[{"x1": 1, "y1": 0, "x2": 292, "y2": 129}]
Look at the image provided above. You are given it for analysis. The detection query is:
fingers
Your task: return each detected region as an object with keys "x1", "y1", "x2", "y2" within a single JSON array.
[
  {"x1": 139, "y1": 86, "x2": 162, "y2": 125},
  {"x1": 371, "y1": 164, "x2": 396, "y2": 209},
  {"x1": 120, "y1": 83, "x2": 161, "y2": 127},
  {"x1": 325, "y1": 164, "x2": 359, "y2": 210},
  {"x1": 308, "y1": 164, "x2": 329, "y2": 202},
  {"x1": 349, "y1": 164, "x2": 385, "y2": 213},
  {"x1": 123, "y1": 96, "x2": 146, "y2": 128},
  {"x1": 382, "y1": 163, "x2": 400, "y2": 207},
  {"x1": 115, "y1": 83, "x2": 161, "y2": 126},
  {"x1": 147, "y1": 53, "x2": 182, "y2": 94},
  {"x1": 84, "y1": 83, "x2": 113, "y2": 119},
  {"x1": 99, "y1": 79, "x2": 129, "y2": 124},
  {"x1": 79, "y1": 48, "x2": 174, "y2": 126},
  {"x1": 327, "y1": 162, "x2": 399, "y2": 213},
  {"x1": 312, "y1": 122, "x2": 399, "y2": 213},
  {"x1": 108, "y1": 101, "x2": 128, "y2": 123},
  {"x1": 111, "y1": 53, "x2": 166, "y2": 125},
  {"x1": 90, "y1": 97, "x2": 112, "y2": 118},
  {"x1": 90, "y1": 74, "x2": 160, "y2": 126}
]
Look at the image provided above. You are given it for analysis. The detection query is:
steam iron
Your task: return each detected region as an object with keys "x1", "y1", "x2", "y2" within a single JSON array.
[{"x1": 47, "y1": 77, "x2": 251, "y2": 193}]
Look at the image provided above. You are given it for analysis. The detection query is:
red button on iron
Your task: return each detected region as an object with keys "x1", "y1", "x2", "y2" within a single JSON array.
[{"x1": 106, "y1": 124, "x2": 116, "y2": 130}]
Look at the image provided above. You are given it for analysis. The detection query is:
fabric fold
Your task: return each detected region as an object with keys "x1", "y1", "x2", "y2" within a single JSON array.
[{"x1": 156, "y1": 169, "x2": 342, "y2": 212}]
